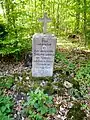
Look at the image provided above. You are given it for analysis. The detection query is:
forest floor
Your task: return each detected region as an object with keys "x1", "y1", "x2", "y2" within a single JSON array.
[{"x1": 0, "y1": 37, "x2": 90, "y2": 120}]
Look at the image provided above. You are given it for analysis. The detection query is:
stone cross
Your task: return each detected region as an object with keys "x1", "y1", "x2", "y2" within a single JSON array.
[{"x1": 38, "y1": 13, "x2": 51, "y2": 34}]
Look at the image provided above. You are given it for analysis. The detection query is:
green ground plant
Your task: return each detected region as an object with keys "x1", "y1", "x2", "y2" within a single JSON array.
[
  {"x1": 74, "y1": 61, "x2": 90, "y2": 99},
  {"x1": 55, "y1": 50, "x2": 76, "y2": 71},
  {"x1": 55, "y1": 50, "x2": 68, "y2": 63},
  {"x1": 0, "y1": 76, "x2": 14, "y2": 89},
  {"x1": 68, "y1": 61, "x2": 90, "y2": 112},
  {"x1": 24, "y1": 88, "x2": 56, "y2": 120},
  {"x1": 0, "y1": 94, "x2": 13, "y2": 120}
]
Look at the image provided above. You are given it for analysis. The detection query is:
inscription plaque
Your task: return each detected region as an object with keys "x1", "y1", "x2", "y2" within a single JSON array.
[{"x1": 32, "y1": 33, "x2": 56, "y2": 77}]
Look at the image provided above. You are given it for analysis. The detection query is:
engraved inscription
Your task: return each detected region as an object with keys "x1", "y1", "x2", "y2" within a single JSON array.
[{"x1": 32, "y1": 33, "x2": 56, "y2": 77}]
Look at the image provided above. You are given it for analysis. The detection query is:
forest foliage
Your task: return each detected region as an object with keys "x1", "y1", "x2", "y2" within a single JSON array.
[{"x1": 0, "y1": 0, "x2": 90, "y2": 56}]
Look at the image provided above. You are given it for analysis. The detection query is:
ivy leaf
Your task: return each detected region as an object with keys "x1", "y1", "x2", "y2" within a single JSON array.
[
  {"x1": 1, "y1": 106, "x2": 6, "y2": 113},
  {"x1": 48, "y1": 108, "x2": 56, "y2": 114},
  {"x1": 34, "y1": 103, "x2": 39, "y2": 109},
  {"x1": 40, "y1": 106, "x2": 48, "y2": 115}
]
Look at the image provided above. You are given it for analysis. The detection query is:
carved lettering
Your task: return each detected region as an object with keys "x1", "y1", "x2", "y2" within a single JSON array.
[{"x1": 32, "y1": 33, "x2": 56, "y2": 77}]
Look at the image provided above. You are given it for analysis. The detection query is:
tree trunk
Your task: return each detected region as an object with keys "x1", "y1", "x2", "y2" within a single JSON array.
[
  {"x1": 83, "y1": 0, "x2": 87, "y2": 46},
  {"x1": 75, "y1": 0, "x2": 80, "y2": 33}
]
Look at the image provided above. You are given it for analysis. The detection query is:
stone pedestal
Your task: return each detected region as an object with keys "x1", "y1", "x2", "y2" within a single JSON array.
[{"x1": 32, "y1": 33, "x2": 57, "y2": 77}]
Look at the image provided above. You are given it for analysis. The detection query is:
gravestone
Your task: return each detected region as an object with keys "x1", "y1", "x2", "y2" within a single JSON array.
[{"x1": 32, "y1": 13, "x2": 57, "y2": 77}]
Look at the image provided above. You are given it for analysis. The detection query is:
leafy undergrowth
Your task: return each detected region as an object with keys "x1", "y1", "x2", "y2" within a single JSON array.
[
  {"x1": 0, "y1": 48, "x2": 90, "y2": 120},
  {"x1": 0, "y1": 76, "x2": 14, "y2": 120},
  {"x1": 24, "y1": 88, "x2": 56, "y2": 120},
  {"x1": 0, "y1": 92, "x2": 14, "y2": 120}
]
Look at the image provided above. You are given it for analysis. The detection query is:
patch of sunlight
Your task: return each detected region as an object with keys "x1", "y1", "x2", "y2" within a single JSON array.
[
  {"x1": 0, "y1": 5, "x2": 3, "y2": 15},
  {"x1": 57, "y1": 36, "x2": 89, "y2": 50}
]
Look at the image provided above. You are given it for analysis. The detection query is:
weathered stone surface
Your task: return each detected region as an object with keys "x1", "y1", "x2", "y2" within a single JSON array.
[
  {"x1": 32, "y1": 33, "x2": 57, "y2": 77},
  {"x1": 38, "y1": 13, "x2": 51, "y2": 34}
]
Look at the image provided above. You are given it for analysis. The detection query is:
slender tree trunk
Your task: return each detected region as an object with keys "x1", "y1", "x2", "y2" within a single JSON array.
[
  {"x1": 53, "y1": 0, "x2": 55, "y2": 32},
  {"x1": 75, "y1": 0, "x2": 80, "y2": 33},
  {"x1": 11, "y1": 3, "x2": 18, "y2": 38},
  {"x1": 4, "y1": 0, "x2": 18, "y2": 38},
  {"x1": 4, "y1": 0, "x2": 10, "y2": 29},
  {"x1": 83, "y1": 0, "x2": 87, "y2": 46},
  {"x1": 65, "y1": 0, "x2": 68, "y2": 36},
  {"x1": 56, "y1": 0, "x2": 60, "y2": 36}
]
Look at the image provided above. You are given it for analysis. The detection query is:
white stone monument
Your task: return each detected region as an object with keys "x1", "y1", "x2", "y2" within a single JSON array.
[{"x1": 32, "y1": 13, "x2": 57, "y2": 77}]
